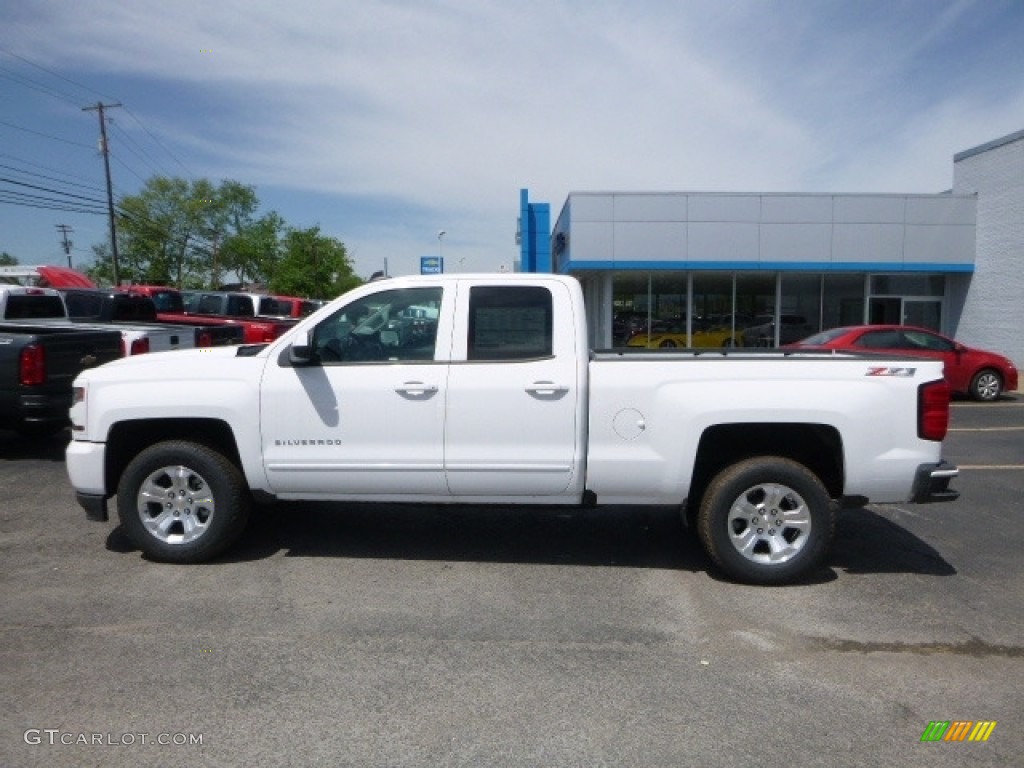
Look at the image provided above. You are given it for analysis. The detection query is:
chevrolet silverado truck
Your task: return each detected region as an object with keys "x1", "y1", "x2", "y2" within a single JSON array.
[
  {"x1": 1, "y1": 323, "x2": 121, "y2": 436},
  {"x1": 65, "y1": 274, "x2": 959, "y2": 584},
  {"x1": 1, "y1": 285, "x2": 192, "y2": 356}
]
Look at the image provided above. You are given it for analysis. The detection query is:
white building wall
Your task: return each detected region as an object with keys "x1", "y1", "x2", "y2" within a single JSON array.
[
  {"x1": 953, "y1": 130, "x2": 1024, "y2": 371},
  {"x1": 553, "y1": 192, "x2": 975, "y2": 271}
]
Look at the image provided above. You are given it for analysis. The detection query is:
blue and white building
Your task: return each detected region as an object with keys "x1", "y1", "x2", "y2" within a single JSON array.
[{"x1": 519, "y1": 128, "x2": 1023, "y2": 370}]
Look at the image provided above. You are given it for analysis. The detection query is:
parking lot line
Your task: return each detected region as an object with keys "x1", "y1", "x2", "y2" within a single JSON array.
[
  {"x1": 951, "y1": 400, "x2": 1023, "y2": 407},
  {"x1": 958, "y1": 464, "x2": 1024, "y2": 470},
  {"x1": 948, "y1": 426, "x2": 1024, "y2": 432}
]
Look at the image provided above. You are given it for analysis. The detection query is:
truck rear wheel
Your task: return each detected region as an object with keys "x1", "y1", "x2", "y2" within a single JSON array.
[
  {"x1": 696, "y1": 457, "x2": 834, "y2": 585},
  {"x1": 116, "y1": 440, "x2": 250, "y2": 563}
]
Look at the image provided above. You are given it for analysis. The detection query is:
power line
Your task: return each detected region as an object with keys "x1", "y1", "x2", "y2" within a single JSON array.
[
  {"x1": 0, "y1": 67, "x2": 83, "y2": 106},
  {"x1": 108, "y1": 119, "x2": 174, "y2": 178},
  {"x1": 0, "y1": 118, "x2": 95, "y2": 150},
  {"x1": 0, "y1": 152, "x2": 105, "y2": 187},
  {"x1": 110, "y1": 154, "x2": 150, "y2": 185},
  {"x1": 122, "y1": 106, "x2": 195, "y2": 178},
  {"x1": 0, "y1": 46, "x2": 120, "y2": 103},
  {"x1": 0, "y1": 162, "x2": 108, "y2": 195},
  {"x1": 0, "y1": 176, "x2": 110, "y2": 205}
]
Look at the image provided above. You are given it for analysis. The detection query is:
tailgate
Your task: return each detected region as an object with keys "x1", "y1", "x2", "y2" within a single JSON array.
[{"x1": 41, "y1": 330, "x2": 122, "y2": 388}]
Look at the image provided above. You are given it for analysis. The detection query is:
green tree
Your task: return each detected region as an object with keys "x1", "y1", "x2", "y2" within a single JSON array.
[
  {"x1": 270, "y1": 225, "x2": 361, "y2": 299},
  {"x1": 0, "y1": 251, "x2": 18, "y2": 266},
  {"x1": 89, "y1": 176, "x2": 260, "y2": 288},
  {"x1": 219, "y1": 211, "x2": 285, "y2": 287}
]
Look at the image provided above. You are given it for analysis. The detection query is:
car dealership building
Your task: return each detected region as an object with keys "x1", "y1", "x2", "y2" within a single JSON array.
[{"x1": 518, "y1": 128, "x2": 1023, "y2": 370}]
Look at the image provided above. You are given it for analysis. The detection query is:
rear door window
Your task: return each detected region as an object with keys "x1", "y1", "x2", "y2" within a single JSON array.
[{"x1": 466, "y1": 286, "x2": 552, "y2": 361}]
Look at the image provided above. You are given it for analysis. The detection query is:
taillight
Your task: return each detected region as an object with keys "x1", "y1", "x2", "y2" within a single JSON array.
[
  {"x1": 918, "y1": 380, "x2": 951, "y2": 441},
  {"x1": 19, "y1": 343, "x2": 46, "y2": 386},
  {"x1": 197, "y1": 331, "x2": 213, "y2": 347},
  {"x1": 130, "y1": 338, "x2": 150, "y2": 355}
]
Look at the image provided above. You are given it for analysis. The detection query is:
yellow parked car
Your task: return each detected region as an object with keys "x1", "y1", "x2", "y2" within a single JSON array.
[{"x1": 626, "y1": 327, "x2": 740, "y2": 349}]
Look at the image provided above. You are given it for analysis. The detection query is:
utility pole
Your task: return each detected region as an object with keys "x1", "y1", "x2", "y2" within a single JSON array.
[
  {"x1": 55, "y1": 224, "x2": 73, "y2": 268},
  {"x1": 210, "y1": 231, "x2": 220, "y2": 289},
  {"x1": 83, "y1": 101, "x2": 122, "y2": 285}
]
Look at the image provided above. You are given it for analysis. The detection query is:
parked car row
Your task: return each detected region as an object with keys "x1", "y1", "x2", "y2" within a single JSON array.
[{"x1": 623, "y1": 313, "x2": 813, "y2": 349}]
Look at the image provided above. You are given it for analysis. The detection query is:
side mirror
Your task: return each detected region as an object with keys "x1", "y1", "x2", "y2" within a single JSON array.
[{"x1": 288, "y1": 331, "x2": 315, "y2": 365}]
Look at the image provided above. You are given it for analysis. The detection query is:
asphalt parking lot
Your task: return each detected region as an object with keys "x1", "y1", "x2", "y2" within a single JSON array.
[{"x1": 1, "y1": 397, "x2": 1022, "y2": 768}]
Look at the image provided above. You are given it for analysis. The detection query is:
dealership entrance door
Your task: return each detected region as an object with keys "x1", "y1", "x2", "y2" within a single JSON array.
[{"x1": 868, "y1": 297, "x2": 942, "y2": 330}]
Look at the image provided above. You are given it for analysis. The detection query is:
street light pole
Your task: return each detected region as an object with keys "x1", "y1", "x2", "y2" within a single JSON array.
[{"x1": 438, "y1": 230, "x2": 446, "y2": 271}]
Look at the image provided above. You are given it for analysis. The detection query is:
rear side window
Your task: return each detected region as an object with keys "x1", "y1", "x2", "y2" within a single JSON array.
[
  {"x1": 113, "y1": 298, "x2": 157, "y2": 322},
  {"x1": 467, "y1": 286, "x2": 552, "y2": 361},
  {"x1": 4, "y1": 295, "x2": 66, "y2": 319},
  {"x1": 151, "y1": 291, "x2": 184, "y2": 312},
  {"x1": 226, "y1": 296, "x2": 254, "y2": 316},
  {"x1": 63, "y1": 292, "x2": 102, "y2": 318},
  {"x1": 196, "y1": 294, "x2": 222, "y2": 314}
]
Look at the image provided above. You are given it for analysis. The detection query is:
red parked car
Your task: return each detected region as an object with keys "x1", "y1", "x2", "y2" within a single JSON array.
[{"x1": 788, "y1": 325, "x2": 1018, "y2": 401}]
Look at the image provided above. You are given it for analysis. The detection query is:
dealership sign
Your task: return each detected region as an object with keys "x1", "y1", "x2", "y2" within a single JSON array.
[{"x1": 420, "y1": 257, "x2": 443, "y2": 275}]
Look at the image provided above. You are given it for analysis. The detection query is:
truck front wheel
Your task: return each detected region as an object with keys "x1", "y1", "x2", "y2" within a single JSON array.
[
  {"x1": 116, "y1": 440, "x2": 250, "y2": 563},
  {"x1": 696, "y1": 457, "x2": 834, "y2": 585}
]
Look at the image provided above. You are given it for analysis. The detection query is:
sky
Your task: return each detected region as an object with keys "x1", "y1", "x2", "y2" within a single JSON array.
[{"x1": 1, "y1": 0, "x2": 1023, "y2": 282}]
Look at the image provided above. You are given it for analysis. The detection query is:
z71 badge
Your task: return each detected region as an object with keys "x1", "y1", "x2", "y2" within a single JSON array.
[{"x1": 866, "y1": 367, "x2": 916, "y2": 377}]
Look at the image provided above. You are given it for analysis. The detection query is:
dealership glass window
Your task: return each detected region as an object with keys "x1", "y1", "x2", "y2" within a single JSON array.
[
  {"x1": 650, "y1": 272, "x2": 687, "y2": 329},
  {"x1": 870, "y1": 275, "x2": 944, "y2": 297},
  {"x1": 822, "y1": 274, "x2": 866, "y2": 329},
  {"x1": 735, "y1": 273, "x2": 776, "y2": 345},
  {"x1": 611, "y1": 272, "x2": 652, "y2": 345},
  {"x1": 779, "y1": 273, "x2": 823, "y2": 339},
  {"x1": 692, "y1": 272, "x2": 733, "y2": 330}
]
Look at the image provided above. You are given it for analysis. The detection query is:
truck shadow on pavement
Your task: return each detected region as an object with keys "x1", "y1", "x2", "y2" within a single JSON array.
[{"x1": 110, "y1": 500, "x2": 956, "y2": 583}]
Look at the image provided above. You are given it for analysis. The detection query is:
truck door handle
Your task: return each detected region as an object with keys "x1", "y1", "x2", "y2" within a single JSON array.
[
  {"x1": 395, "y1": 381, "x2": 438, "y2": 396},
  {"x1": 526, "y1": 381, "x2": 569, "y2": 395}
]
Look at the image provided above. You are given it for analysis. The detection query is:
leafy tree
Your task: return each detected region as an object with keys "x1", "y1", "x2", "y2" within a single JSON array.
[
  {"x1": 270, "y1": 225, "x2": 361, "y2": 299},
  {"x1": 86, "y1": 175, "x2": 360, "y2": 297},
  {"x1": 89, "y1": 176, "x2": 260, "y2": 288},
  {"x1": 0, "y1": 251, "x2": 18, "y2": 266},
  {"x1": 219, "y1": 211, "x2": 285, "y2": 287}
]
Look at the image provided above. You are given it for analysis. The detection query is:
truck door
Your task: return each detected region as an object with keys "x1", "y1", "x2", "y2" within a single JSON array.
[
  {"x1": 444, "y1": 281, "x2": 584, "y2": 497},
  {"x1": 260, "y1": 284, "x2": 451, "y2": 496}
]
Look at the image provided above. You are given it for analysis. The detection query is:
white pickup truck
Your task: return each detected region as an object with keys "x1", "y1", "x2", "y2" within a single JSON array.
[{"x1": 66, "y1": 274, "x2": 959, "y2": 584}]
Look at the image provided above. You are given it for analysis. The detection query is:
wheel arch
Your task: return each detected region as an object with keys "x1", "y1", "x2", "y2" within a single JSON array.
[
  {"x1": 105, "y1": 418, "x2": 243, "y2": 495},
  {"x1": 688, "y1": 423, "x2": 844, "y2": 514}
]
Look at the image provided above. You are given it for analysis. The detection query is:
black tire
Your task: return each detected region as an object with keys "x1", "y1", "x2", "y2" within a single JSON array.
[
  {"x1": 117, "y1": 440, "x2": 250, "y2": 563},
  {"x1": 969, "y1": 369, "x2": 1003, "y2": 402},
  {"x1": 659, "y1": 339, "x2": 677, "y2": 348},
  {"x1": 696, "y1": 457, "x2": 834, "y2": 585}
]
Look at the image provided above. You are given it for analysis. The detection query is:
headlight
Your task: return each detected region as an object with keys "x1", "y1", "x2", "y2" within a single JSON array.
[{"x1": 70, "y1": 385, "x2": 86, "y2": 434}]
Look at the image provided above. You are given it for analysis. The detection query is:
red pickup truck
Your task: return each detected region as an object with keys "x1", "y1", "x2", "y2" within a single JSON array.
[{"x1": 122, "y1": 286, "x2": 291, "y2": 344}]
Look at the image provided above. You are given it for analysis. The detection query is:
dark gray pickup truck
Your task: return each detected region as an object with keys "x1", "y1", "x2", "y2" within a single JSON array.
[{"x1": 0, "y1": 323, "x2": 122, "y2": 436}]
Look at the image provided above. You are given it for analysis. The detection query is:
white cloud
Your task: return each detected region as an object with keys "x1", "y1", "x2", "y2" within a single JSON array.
[{"x1": 2, "y1": 0, "x2": 1022, "y2": 276}]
